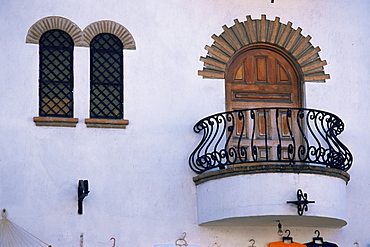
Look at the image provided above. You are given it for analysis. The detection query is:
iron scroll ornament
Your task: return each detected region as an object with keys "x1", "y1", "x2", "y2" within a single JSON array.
[
  {"x1": 287, "y1": 189, "x2": 315, "y2": 216},
  {"x1": 189, "y1": 107, "x2": 353, "y2": 174}
]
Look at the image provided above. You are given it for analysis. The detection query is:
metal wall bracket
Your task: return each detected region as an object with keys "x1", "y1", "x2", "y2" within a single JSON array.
[
  {"x1": 287, "y1": 189, "x2": 315, "y2": 216},
  {"x1": 78, "y1": 180, "x2": 90, "y2": 215}
]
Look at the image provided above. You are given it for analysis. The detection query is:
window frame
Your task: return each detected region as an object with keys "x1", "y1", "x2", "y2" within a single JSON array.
[
  {"x1": 27, "y1": 17, "x2": 136, "y2": 128},
  {"x1": 38, "y1": 29, "x2": 75, "y2": 118},
  {"x1": 89, "y1": 33, "x2": 124, "y2": 120}
]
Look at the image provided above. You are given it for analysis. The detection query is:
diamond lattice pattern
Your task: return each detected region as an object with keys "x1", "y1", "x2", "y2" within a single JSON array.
[
  {"x1": 90, "y1": 33, "x2": 123, "y2": 119},
  {"x1": 39, "y1": 29, "x2": 74, "y2": 117}
]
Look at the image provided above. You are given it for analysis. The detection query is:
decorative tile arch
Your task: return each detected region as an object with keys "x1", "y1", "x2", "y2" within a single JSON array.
[
  {"x1": 25, "y1": 16, "x2": 84, "y2": 46},
  {"x1": 83, "y1": 20, "x2": 136, "y2": 49},
  {"x1": 199, "y1": 15, "x2": 330, "y2": 82}
]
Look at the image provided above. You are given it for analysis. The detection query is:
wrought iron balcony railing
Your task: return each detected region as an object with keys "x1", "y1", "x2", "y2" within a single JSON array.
[{"x1": 189, "y1": 108, "x2": 352, "y2": 174}]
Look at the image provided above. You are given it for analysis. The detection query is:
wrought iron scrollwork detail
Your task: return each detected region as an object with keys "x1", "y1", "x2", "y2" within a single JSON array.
[
  {"x1": 287, "y1": 189, "x2": 315, "y2": 216},
  {"x1": 189, "y1": 107, "x2": 353, "y2": 174}
]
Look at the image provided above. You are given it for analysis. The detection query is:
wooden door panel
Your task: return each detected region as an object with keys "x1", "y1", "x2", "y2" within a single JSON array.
[
  {"x1": 277, "y1": 62, "x2": 290, "y2": 83},
  {"x1": 232, "y1": 90, "x2": 293, "y2": 103},
  {"x1": 234, "y1": 63, "x2": 244, "y2": 81},
  {"x1": 226, "y1": 47, "x2": 302, "y2": 163},
  {"x1": 255, "y1": 56, "x2": 268, "y2": 82},
  {"x1": 226, "y1": 48, "x2": 301, "y2": 110}
]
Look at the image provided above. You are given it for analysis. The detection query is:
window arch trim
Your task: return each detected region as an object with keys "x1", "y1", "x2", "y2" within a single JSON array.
[
  {"x1": 198, "y1": 15, "x2": 330, "y2": 82},
  {"x1": 26, "y1": 17, "x2": 136, "y2": 50},
  {"x1": 83, "y1": 20, "x2": 136, "y2": 50},
  {"x1": 26, "y1": 16, "x2": 84, "y2": 46}
]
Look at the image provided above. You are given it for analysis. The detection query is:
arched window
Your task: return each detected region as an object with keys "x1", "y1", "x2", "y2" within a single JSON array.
[
  {"x1": 39, "y1": 29, "x2": 74, "y2": 117},
  {"x1": 27, "y1": 17, "x2": 135, "y2": 127},
  {"x1": 90, "y1": 33, "x2": 124, "y2": 119}
]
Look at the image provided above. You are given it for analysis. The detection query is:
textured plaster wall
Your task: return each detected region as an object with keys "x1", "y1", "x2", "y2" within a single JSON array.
[{"x1": 0, "y1": 0, "x2": 369, "y2": 246}]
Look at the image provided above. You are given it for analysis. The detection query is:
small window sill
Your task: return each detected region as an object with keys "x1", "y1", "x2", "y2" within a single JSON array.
[
  {"x1": 33, "y1": 116, "x2": 79, "y2": 127},
  {"x1": 85, "y1": 118, "x2": 129, "y2": 129}
]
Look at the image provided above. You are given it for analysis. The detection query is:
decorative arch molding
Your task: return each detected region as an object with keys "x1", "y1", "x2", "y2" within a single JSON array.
[
  {"x1": 199, "y1": 15, "x2": 330, "y2": 82},
  {"x1": 83, "y1": 20, "x2": 136, "y2": 49},
  {"x1": 26, "y1": 17, "x2": 136, "y2": 49},
  {"x1": 26, "y1": 16, "x2": 84, "y2": 46}
]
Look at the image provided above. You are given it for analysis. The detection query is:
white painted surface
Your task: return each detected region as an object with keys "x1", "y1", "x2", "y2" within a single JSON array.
[
  {"x1": 154, "y1": 245, "x2": 201, "y2": 247},
  {"x1": 196, "y1": 173, "x2": 347, "y2": 227},
  {"x1": 0, "y1": 0, "x2": 369, "y2": 246}
]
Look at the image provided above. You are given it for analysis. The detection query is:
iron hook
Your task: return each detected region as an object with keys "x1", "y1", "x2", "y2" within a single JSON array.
[
  {"x1": 110, "y1": 237, "x2": 116, "y2": 247},
  {"x1": 249, "y1": 239, "x2": 255, "y2": 247},
  {"x1": 175, "y1": 232, "x2": 188, "y2": 246}
]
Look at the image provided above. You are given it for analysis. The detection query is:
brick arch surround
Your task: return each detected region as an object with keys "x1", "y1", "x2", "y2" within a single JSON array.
[
  {"x1": 26, "y1": 16, "x2": 84, "y2": 46},
  {"x1": 199, "y1": 15, "x2": 330, "y2": 82},
  {"x1": 83, "y1": 20, "x2": 136, "y2": 49},
  {"x1": 26, "y1": 17, "x2": 136, "y2": 49}
]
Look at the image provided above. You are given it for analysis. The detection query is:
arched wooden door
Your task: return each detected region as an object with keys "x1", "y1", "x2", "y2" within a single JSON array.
[
  {"x1": 225, "y1": 46, "x2": 303, "y2": 162},
  {"x1": 226, "y1": 46, "x2": 302, "y2": 110}
]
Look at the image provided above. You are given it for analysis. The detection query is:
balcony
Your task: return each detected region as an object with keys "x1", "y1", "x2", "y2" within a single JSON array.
[{"x1": 189, "y1": 108, "x2": 353, "y2": 227}]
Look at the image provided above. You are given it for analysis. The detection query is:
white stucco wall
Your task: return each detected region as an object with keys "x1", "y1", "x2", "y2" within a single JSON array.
[{"x1": 0, "y1": 0, "x2": 369, "y2": 246}]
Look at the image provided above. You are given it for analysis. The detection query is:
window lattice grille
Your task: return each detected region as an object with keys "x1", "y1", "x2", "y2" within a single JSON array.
[
  {"x1": 39, "y1": 29, "x2": 74, "y2": 117},
  {"x1": 90, "y1": 33, "x2": 123, "y2": 119}
]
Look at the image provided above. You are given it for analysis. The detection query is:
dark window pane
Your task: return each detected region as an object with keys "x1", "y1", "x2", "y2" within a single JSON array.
[
  {"x1": 90, "y1": 33, "x2": 123, "y2": 119},
  {"x1": 39, "y1": 29, "x2": 74, "y2": 117}
]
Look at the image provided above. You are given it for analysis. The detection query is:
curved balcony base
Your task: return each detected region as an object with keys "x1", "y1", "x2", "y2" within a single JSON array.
[
  {"x1": 199, "y1": 215, "x2": 347, "y2": 228},
  {"x1": 195, "y1": 165, "x2": 349, "y2": 228}
]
